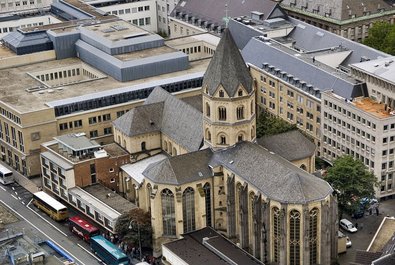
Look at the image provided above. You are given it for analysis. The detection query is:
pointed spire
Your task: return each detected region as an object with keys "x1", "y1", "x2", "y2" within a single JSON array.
[{"x1": 202, "y1": 29, "x2": 252, "y2": 97}]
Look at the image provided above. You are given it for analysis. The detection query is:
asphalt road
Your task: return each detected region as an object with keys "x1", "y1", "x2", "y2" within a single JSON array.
[{"x1": 0, "y1": 181, "x2": 100, "y2": 265}]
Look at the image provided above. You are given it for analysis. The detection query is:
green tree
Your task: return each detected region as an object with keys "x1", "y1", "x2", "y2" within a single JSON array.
[
  {"x1": 325, "y1": 155, "x2": 379, "y2": 217},
  {"x1": 363, "y1": 21, "x2": 395, "y2": 55},
  {"x1": 256, "y1": 111, "x2": 297, "y2": 138},
  {"x1": 114, "y1": 208, "x2": 152, "y2": 248}
]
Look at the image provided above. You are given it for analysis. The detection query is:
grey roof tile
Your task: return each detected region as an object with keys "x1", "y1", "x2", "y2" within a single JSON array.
[
  {"x1": 257, "y1": 130, "x2": 316, "y2": 161},
  {"x1": 203, "y1": 29, "x2": 253, "y2": 97},
  {"x1": 114, "y1": 87, "x2": 203, "y2": 152}
]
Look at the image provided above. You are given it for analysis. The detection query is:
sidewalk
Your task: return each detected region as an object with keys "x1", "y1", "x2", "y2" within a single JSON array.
[{"x1": 0, "y1": 161, "x2": 40, "y2": 193}]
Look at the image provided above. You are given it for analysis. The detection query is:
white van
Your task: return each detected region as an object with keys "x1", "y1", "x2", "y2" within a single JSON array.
[{"x1": 340, "y1": 219, "x2": 358, "y2": 233}]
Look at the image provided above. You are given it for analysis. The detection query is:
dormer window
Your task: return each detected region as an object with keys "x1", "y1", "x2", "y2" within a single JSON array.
[
  {"x1": 238, "y1": 89, "x2": 243, "y2": 96},
  {"x1": 219, "y1": 90, "x2": 224, "y2": 97}
]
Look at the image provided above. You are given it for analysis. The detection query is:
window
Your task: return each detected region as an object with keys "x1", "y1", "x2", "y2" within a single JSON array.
[
  {"x1": 236, "y1": 106, "x2": 244, "y2": 120},
  {"x1": 206, "y1": 103, "x2": 210, "y2": 117},
  {"x1": 218, "y1": 107, "x2": 226, "y2": 121},
  {"x1": 116, "y1": 110, "x2": 125, "y2": 118},
  {"x1": 88, "y1": 117, "x2": 97, "y2": 124},
  {"x1": 237, "y1": 134, "x2": 243, "y2": 142},
  {"x1": 289, "y1": 210, "x2": 301, "y2": 265},
  {"x1": 74, "y1": 120, "x2": 82, "y2": 128},
  {"x1": 203, "y1": 183, "x2": 211, "y2": 226},
  {"x1": 309, "y1": 208, "x2": 319, "y2": 265},
  {"x1": 219, "y1": 90, "x2": 224, "y2": 97},
  {"x1": 182, "y1": 187, "x2": 195, "y2": 233},
  {"x1": 89, "y1": 130, "x2": 98, "y2": 138},
  {"x1": 103, "y1": 127, "x2": 112, "y2": 135},
  {"x1": 238, "y1": 90, "x2": 243, "y2": 96},
  {"x1": 161, "y1": 189, "x2": 176, "y2": 236},
  {"x1": 59, "y1": 123, "x2": 68, "y2": 131},
  {"x1": 141, "y1": 142, "x2": 146, "y2": 151},
  {"x1": 102, "y1": 114, "x2": 111, "y2": 121},
  {"x1": 272, "y1": 207, "x2": 281, "y2": 262},
  {"x1": 145, "y1": 17, "x2": 151, "y2": 25},
  {"x1": 220, "y1": 135, "x2": 226, "y2": 145}
]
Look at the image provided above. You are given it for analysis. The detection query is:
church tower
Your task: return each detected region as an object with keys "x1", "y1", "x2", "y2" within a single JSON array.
[{"x1": 202, "y1": 29, "x2": 256, "y2": 149}]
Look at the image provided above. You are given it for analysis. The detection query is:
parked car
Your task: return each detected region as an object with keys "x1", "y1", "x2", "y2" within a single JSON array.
[
  {"x1": 340, "y1": 219, "x2": 358, "y2": 233},
  {"x1": 346, "y1": 236, "x2": 352, "y2": 247},
  {"x1": 352, "y1": 207, "x2": 365, "y2": 219},
  {"x1": 360, "y1": 197, "x2": 378, "y2": 207}
]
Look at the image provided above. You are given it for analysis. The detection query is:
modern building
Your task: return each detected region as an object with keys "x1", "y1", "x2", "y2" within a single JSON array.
[
  {"x1": 280, "y1": 0, "x2": 395, "y2": 42},
  {"x1": 321, "y1": 56, "x2": 395, "y2": 199},
  {"x1": 168, "y1": 0, "x2": 287, "y2": 38},
  {"x1": 116, "y1": 29, "x2": 338, "y2": 264},
  {"x1": 156, "y1": 0, "x2": 179, "y2": 35},
  {"x1": 0, "y1": 15, "x2": 213, "y2": 178}
]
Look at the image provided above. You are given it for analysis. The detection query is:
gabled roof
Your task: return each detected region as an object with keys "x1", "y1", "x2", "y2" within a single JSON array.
[
  {"x1": 202, "y1": 29, "x2": 252, "y2": 97},
  {"x1": 112, "y1": 102, "x2": 163, "y2": 137},
  {"x1": 257, "y1": 130, "x2": 316, "y2": 161},
  {"x1": 113, "y1": 87, "x2": 203, "y2": 152},
  {"x1": 143, "y1": 148, "x2": 213, "y2": 185}
]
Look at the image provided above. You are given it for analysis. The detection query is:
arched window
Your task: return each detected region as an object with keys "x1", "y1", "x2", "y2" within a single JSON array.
[
  {"x1": 289, "y1": 210, "x2": 301, "y2": 265},
  {"x1": 173, "y1": 148, "x2": 177, "y2": 156},
  {"x1": 220, "y1": 135, "x2": 227, "y2": 145},
  {"x1": 309, "y1": 208, "x2": 319, "y2": 265},
  {"x1": 251, "y1": 126, "x2": 255, "y2": 138},
  {"x1": 141, "y1": 142, "x2": 146, "y2": 151},
  {"x1": 205, "y1": 87, "x2": 208, "y2": 94},
  {"x1": 238, "y1": 89, "x2": 243, "y2": 96},
  {"x1": 168, "y1": 142, "x2": 173, "y2": 155},
  {"x1": 182, "y1": 187, "x2": 196, "y2": 233},
  {"x1": 206, "y1": 129, "x2": 211, "y2": 141},
  {"x1": 237, "y1": 134, "x2": 244, "y2": 142},
  {"x1": 300, "y1": 164, "x2": 307, "y2": 171},
  {"x1": 206, "y1": 102, "x2": 210, "y2": 117},
  {"x1": 237, "y1": 106, "x2": 244, "y2": 120},
  {"x1": 219, "y1": 90, "x2": 224, "y2": 97},
  {"x1": 272, "y1": 207, "x2": 281, "y2": 263},
  {"x1": 251, "y1": 100, "x2": 254, "y2": 114},
  {"x1": 123, "y1": 139, "x2": 126, "y2": 148},
  {"x1": 118, "y1": 135, "x2": 121, "y2": 144},
  {"x1": 203, "y1": 183, "x2": 211, "y2": 227},
  {"x1": 218, "y1": 107, "x2": 227, "y2": 121},
  {"x1": 161, "y1": 189, "x2": 176, "y2": 236},
  {"x1": 163, "y1": 141, "x2": 168, "y2": 151}
]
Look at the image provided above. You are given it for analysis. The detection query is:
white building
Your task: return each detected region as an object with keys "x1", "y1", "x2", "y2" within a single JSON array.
[
  {"x1": 0, "y1": 0, "x2": 52, "y2": 14},
  {"x1": 86, "y1": 0, "x2": 158, "y2": 33},
  {"x1": 157, "y1": 0, "x2": 179, "y2": 35},
  {"x1": 321, "y1": 57, "x2": 395, "y2": 199}
]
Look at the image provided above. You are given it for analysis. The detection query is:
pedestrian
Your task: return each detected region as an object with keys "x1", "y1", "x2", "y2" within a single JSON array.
[
  {"x1": 355, "y1": 222, "x2": 358, "y2": 229},
  {"x1": 376, "y1": 207, "x2": 379, "y2": 216}
]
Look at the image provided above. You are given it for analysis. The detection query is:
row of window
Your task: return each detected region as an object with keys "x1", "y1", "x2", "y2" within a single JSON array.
[
  {"x1": 131, "y1": 17, "x2": 151, "y2": 26},
  {"x1": 59, "y1": 120, "x2": 83, "y2": 131},
  {"x1": 110, "y1": 5, "x2": 149, "y2": 16},
  {"x1": 0, "y1": 122, "x2": 24, "y2": 152},
  {"x1": 1, "y1": 145, "x2": 27, "y2": 175},
  {"x1": 89, "y1": 114, "x2": 111, "y2": 125},
  {"x1": 36, "y1": 68, "x2": 82, "y2": 83},
  {"x1": 0, "y1": 0, "x2": 42, "y2": 9},
  {"x1": 324, "y1": 100, "x2": 376, "y2": 129},
  {"x1": 0, "y1": 21, "x2": 45, "y2": 34},
  {"x1": 181, "y1": 46, "x2": 201, "y2": 55},
  {"x1": 90, "y1": 127, "x2": 112, "y2": 138},
  {"x1": 205, "y1": 104, "x2": 247, "y2": 121},
  {"x1": 0, "y1": 107, "x2": 21, "y2": 125}
]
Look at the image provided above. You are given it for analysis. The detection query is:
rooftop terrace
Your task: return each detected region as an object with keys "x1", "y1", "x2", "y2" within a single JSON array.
[{"x1": 352, "y1": 97, "x2": 393, "y2": 119}]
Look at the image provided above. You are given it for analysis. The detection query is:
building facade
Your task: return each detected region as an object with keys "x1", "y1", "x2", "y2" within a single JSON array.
[{"x1": 280, "y1": 0, "x2": 395, "y2": 42}]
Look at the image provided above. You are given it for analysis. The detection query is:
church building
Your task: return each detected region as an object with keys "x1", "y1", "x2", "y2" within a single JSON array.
[{"x1": 113, "y1": 29, "x2": 338, "y2": 265}]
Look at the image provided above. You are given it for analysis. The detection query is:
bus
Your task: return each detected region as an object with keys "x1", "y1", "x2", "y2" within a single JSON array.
[
  {"x1": 90, "y1": 235, "x2": 129, "y2": 265},
  {"x1": 32, "y1": 191, "x2": 68, "y2": 221},
  {"x1": 0, "y1": 164, "x2": 14, "y2": 185},
  {"x1": 68, "y1": 216, "x2": 100, "y2": 241}
]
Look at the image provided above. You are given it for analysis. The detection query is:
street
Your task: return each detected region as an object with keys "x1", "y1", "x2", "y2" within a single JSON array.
[
  {"x1": 0, "y1": 165, "x2": 100, "y2": 265},
  {"x1": 338, "y1": 199, "x2": 395, "y2": 264}
]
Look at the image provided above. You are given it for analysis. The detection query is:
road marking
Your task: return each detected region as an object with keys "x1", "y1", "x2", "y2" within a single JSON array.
[
  {"x1": 12, "y1": 187, "x2": 15, "y2": 190},
  {"x1": 0, "y1": 200, "x2": 85, "y2": 265},
  {"x1": 27, "y1": 198, "x2": 32, "y2": 207},
  {"x1": 18, "y1": 197, "x2": 22, "y2": 200},
  {"x1": 11, "y1": 194, "x2": 18, "y2": 200},
  {"x1": 21, "y1": 201, "x2": 25, "y2": 205},
  {"x1": 78, "y1": 244, "x2": 101, "y2": 262},
  {"x1": 0, "y1": 186, "x2": 5, "y2": 191},
  {"x1": 27, "y1": 204, "x2": 68, "y2": 237}
]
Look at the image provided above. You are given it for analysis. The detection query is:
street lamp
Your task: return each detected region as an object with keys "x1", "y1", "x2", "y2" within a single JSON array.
[{"x1": 129, "y1": 220, "x2": 142, "y2": 261}]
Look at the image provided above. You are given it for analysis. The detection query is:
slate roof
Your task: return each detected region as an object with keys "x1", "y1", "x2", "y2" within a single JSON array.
[
  {"x1": 353, "y1": 250, "x2": 383, "y2": 265},
  {"x1": 112, "y1": 102, "x2": 164, "y2": 137},
  {"x1": 143, "y1": 148, "x2": 213, "y2": 185},
  {"x1": 373, "y1": 253, "x2": 395, "y2": 265},
  {"x1": 113, "y1": 87, "x2": 203, "y2": 152},
  {"x1": 351, "y1": 56, "x2": 395, "y2": 84},
  {"x1": 144, "y1": 142, "x2": 332, "y2": 204},
  {"x1": 170, "y1": 0, "x2": 281, "y2": 29},
  {"x1": 257, "y1": 130, "x2": 316, "y2": 161},
  {"x1": 202, "y1": 29, "x2": 253, "y2": 97},
  {"x1": 241, "y1": 37, "x2": 366, "y2": 99},
  {"x1": 211, "y1": 142, "x2": 332, "y2": 204}
]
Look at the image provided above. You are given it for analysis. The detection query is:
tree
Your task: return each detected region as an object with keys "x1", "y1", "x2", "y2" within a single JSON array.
[
  {"x1": 114, "y1": 208, "x2": 152, "y2": 248},
  {"x1": 363, "y1": 21, "x2": 395, "y2": 55},
  {"x1": 325, "y1": 155, "x2": 379, "y2": 217},
  {"x1": 256, "y1": 111, "x2": 297, "y2": 138}
]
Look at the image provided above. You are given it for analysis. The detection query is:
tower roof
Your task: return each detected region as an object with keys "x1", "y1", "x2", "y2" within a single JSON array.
[{"x1": 203, "y1": 29, "x2": 253, "y2": 97}]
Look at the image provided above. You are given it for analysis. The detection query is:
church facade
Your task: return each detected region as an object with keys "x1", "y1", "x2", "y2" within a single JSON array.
[{"x1": 113, "y1": 29, "x2": 338, "y2": 264}]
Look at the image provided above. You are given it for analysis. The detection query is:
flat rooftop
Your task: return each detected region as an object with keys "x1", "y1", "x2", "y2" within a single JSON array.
[
  {"x1": 166, "y1": 33, "x2": 220, "y2": 47},
  {"x1": 102, "y1": 143, "x2": 129, "y2": 157},
  {"x1": 368, "y1": 217, "x2": 395, "y2": 252},
  {"x1": 55, "y1": 133, "x2": 100, "y2": 151},
  {"x1": 0, "y1": 57, "x2": 210, "y2": 113},
  {"x1": 351, "y1": 56, "x2": 395, "y2": 85},
  {"x1": 115, "y1": 45, "x2": 176, "y2": 61},
  {"x1": 83, "y1": 20, "x2": 151, "y2": 42},
  {"x1": 352, "y1": 97, "x2": 393, "y2": 119}
]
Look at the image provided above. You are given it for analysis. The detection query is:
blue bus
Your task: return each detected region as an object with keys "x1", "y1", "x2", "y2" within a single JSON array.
[{"x1": 90, "y1": 235, "x2": 129, "y2": 265}]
